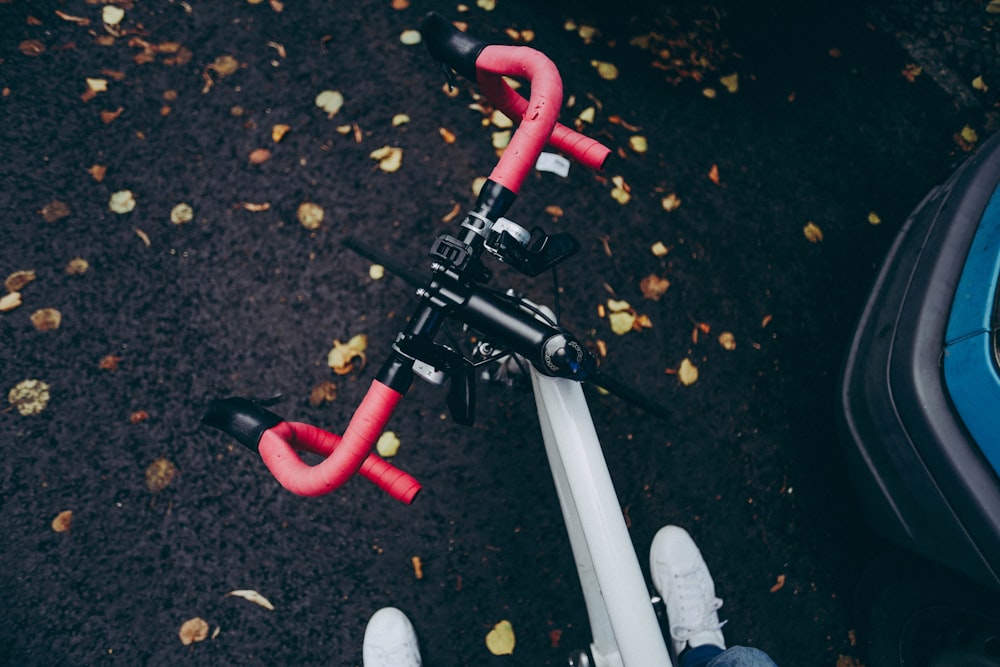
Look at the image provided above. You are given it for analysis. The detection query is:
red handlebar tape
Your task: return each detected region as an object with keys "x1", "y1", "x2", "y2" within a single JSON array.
[
  {"x1": 476, "y1": 45, "x2": 611, "y2": 193},
  {"x1": 257, "y1": 380, "x2": 421, "y2": 503}
]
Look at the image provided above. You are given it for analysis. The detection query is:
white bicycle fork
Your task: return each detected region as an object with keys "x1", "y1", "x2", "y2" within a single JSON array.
[{"x1": 530, "y1": 368, "x2": 674, "y2": 667}]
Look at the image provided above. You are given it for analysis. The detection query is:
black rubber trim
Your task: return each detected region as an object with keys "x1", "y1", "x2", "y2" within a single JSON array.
[
  {"x1": 202, "y1": 397, "x2": 283, "y2": 452},
  {"x1": 421, "y1": 12, "x2": 487, "y2": 81}
]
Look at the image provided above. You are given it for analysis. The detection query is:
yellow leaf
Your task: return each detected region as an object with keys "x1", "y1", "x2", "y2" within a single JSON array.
[
  {"x1": 961, "y1": 124, "x2": 979, "y2": 144},
  {"x1": 225, "y1": 589, "x2": 275, "y2": 611},
  {"x1": 577, "y1": 106, "x2": 596, "y2": 124},
  {"x1": 297, "y1": 202, "x2": 324, "y2": 229},
  {"x1": 327, "y1": 336, "x2": 367, "y2": 375},
  {"x1": 392, "y1": 114, "x2": 410, "y2": 126},
  {"x1": 376, "y1": 431, "x2": 401, "y2": 458},
  {"x1": 720, "y1": 73, "x2": 739, "y2": 93},
  {"x1": 651, "y1": 241, "x2": 669, "y2": 257},
  {"x1": 490, "y1": 110, "x2": 513, "y2": 129},
  {"x1": 718, "y1": 331, "x2": 736, "y2": 350},
  {"x1": 973, "y1": 75, "x2": 988, "y2": 92},
  {"x1": 678, "y1": 358, "x2": 698, "y2": 386},
  {"x1": 867, "y1": 211, "x2": 881, "y2": 225},
  {"x1": 9, "y1": 379, "x2": 51, "y2": 416},
  {"x1": 369, "y1": 264, "x2": 385, "y2": 280},
  {"x1": 609, "y1": 311, "x2": 636, "y2": 335},
  {"x1": 803, "y1": 221, "x2": 823, "y2": 243},
  {"x1": 639, "y1": 274, "x2": 670, "y2": 300},
  {"x1": 485, "y1": 620, "x2": 516, "y2": 655},
  {"x1": 628, "y1": 135, "x2": 648, "y2": 153},
  {"x1": 145, "y1": 458, "x2": 177, "y2": 493},
  {"x1": 272, "y1": 123, "x2": 291, "y2": 142},
  {"x1": 369, "y1": 145, "x2": 403, "y2": 172},
  {"x1": 399, "y1": 29, "x2": 422, "y2": 46},
  {"x1": 661, "y1": 193, "x2": 681, "y2": 211},
  {"x1": 591, "y1": 60, "x2": 619, "y2": 80},
  {"x1": 607, "y1": 299, "x2": 631, "y2": 312},
  {"x1": 315, "y1": 90, "x2": 344, "y2": 118}
]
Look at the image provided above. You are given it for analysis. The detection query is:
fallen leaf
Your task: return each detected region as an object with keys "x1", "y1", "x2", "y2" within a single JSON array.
[
  {"x1": 309, "y1": 381, "x2": 337, "y2": 406},
  {"x1": 973, "y1": 75, "x2": 988, "y2": 92},
  {"x1": 545, "y1": 205, "x2": 563, "y2": 218},
  {"x1": 55, "y1": 10, "x2": 90, "y2": 25},
  {"x1": 761, "y1": 314, "x2": 773, "y2": 328},
  {"x1": 577, "y1": 106, "x2": 596, "y2": 125},
  {"x1": 0, "y1": 292, "x2": 22, "y2": 312},
  {"x1": 472, "y1": 176, "x2": 487, "y2": 195},
  {"x1": 145, "y1": 458, "x2": 177, "y2": 492},
  {"x1": 135, "y1": 228, "x2": 151, "y2": 247},
  {"x1": 961, "y1": 124, "x2": 979, "y2": 145},
  {"x1": 241, "y1": 202, "x2": 271, "y2": 212},
  {"x1": 376, "y1": 431, "x2": 401, "y2": 458},
  {"x1": 678, "y1": 358, "x2": 699, "y2": 386},
  {"x1": 66, "y1": 258, "x2": 89, "y2": 275},
  {"x1": 901, "y1": 63, "x2": 922, "y2": 82},
  {"x1": 109, "y1": 189, "x2": 136, "y2": 214},
  {"x1": 225, "y1": 589, "x2": 275, "y2": 611},
  {"x1": 661, "y1": 193, "x2": 681, "y2": 212},
  {"x1": 803, "y1": 221, "x2": 823, "y2": 243},
  {"x1": 769, "y1": 573, "x2": 786, "y2": 593},
  {"x1": 399, "y1": 29, "x2": 422, "y2": 46},
  {"x1": 702, "y1": 88, "x2": 717, "y2": 99},
  {"x1": 651, "y1": 241, "x2": 669, "y2": 257},
  {"x1": 391, "y1": 0, "x2": 410, "y2": 9},
  {"x1": 476, "y1": 0, "x2": 496, "y2": 10},
  {"x1": 439, "y1": 127, "x2": 456, "y2": 143},
  {"x1": 39, "y1": 200, "x2": 70, "y2": 222},
  {"x1": 485, "y1": 620, "x2": 516, "y2": 656},
  {"x1": 392, "y1": 114, "x2": 410, "y2": 127},
  {"x1": 51, "y1": 510, "x2": 73, "y2": 532},
  {"x1": 271, "y1": 123, "x2": 291, "y2": 142},
  {"x1": 19, "y1": 40, "x2": 45, "y2": 57},
  {"x1": 720, "y1": 73, "x2": 739, "y2": 93},
  {"x1": 411, "y1": 556, "x2": 423, "y2": 579},
  {"x1": 369, "y1": 264, "x2": 385, "y2": 280},
  {"x1": 179, "y1": 617, "x2": 209, "y2": 645},
  {"x1": 315, "y1": 90, "x2": 344, "y2": 118},
  {"x1": 628, "y1": 135, "x2": 648, "y2": 153},
  {"x1": 31, "y1": 308, "x2": 62, "y2": 331},
  {"x1": 718, "y1": 331, "x2": 736, "y2": 350},
  {"x1": 327, "y1": 335, "x2": 367, "y2": 375},
  {"x1": 369, "y1": 145, "x2": 403, "y2": 172},
  {"x1": 207, "y1": 54, "x2": 240, "y2": 77},
  {"x1": 639, "y1": 274, "x2": 670, "y2": 300},
  {"x1": 609, "y1": 311, "x2": 636, "y2": 335},
  {"x1": 868, "y1": 211, "x2": 881, "y2": 225},
  {"x1": 99, "y1": 355, "x2": 122, "y2": 371},
  {"x1": 490, "y1": 110, "x2": 513, "y2": 129},
  {"x1": 102, "y1": 5, "x2": 125, "y2": 26},
  {"x1": 87, "y1": 164, "x2": 107, "y2": 182},
  {"x1": 8, "y1": 379, "x2": 51, "y2": 416},
  {"x1": 170, "y1": 203, "x2": 194, "y2": 225},
  {"x1": 130, "y1": 410, "x2": 150, "y2": 424},
  {"x1": 297, "y1": 202, "x2": 324, "y2": 229},
  {"x1": 248, "y1": 148, "x2": 272, "y2": 164},
  {"x1": 100, "y1": 107, "x2": 124, "y2": 124},
  {"x1": 610, "y1": 175, "x2": 631, "y2": 204},
  {"x1": 492, "y1": 130, "x2": 511, "y2": 150},
  {"x1": 5, "y1": 270, "x2": 36, "y2": 292},
  {"x1": 989, "y1": 0, "x2": 1000, "y2": 13},
  {"x1": 708, "y1": 164, "x2": 721, "y2": 185},
  {"x1": 590, "y1": 60, "x2": 619, "y2": 80}
]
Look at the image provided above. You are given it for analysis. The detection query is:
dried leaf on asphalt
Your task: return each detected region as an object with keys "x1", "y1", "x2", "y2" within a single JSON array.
[
  {"x1": 628, "y1": 135, "x2": 648, "y2": 154},
  {"x1": 369, "y1": 264, "x2": 385, "y2": 280},
  {"x1": 309, "y1": 381, "x2": 337, "y2": 406},
  {"x1": 248, "y1": 148, "x2": 272, "y2": 164},
  {"x1": 170, "y1": 203, "x2": 194, "y2": 225},
  {"x1": 129, "y1": 410, "x2": 149, "y2": 424},
  {"x1": 399, "y1": 29, "x2": 422, "y2": 45},
  {"x1": 39, "y1": 200, "x2": 70, "y2": 222},
  {"x1": 87, "y1": 164, "x2": 107, "y2": 182},
  {"x1": 718, "y1": 331, "x2": 737, "y2": 350},
  {"x1": 179, "y1": 617, "x2": 209, "y2": 645},
  {"x1": 109, "y1": 190, "x2": 136, "y2": 214},
  {"x1": 297, "y1": 202, "x2": 324, "y2": 229},
  {"x1": 51, "y1": 510, "x2": 73, "y2": 532},
  {"x1": 639, "y1": 274, "x2": 670, "y2": 300},
  {"x1": 392, "y1": 114, "x2": 410, "y2": 127},
  {"x1": 315, "y1": 90, "x2": 344, "y2": 118},
  {"x1": 720, "y1": 73, "x2": 739, "y2": 93},
  {"x1": 102, "y1": 5, "x2": 125, "y2": 26},
  {"x1": 225, "y1": 589, "x2": 275, "y2": 611},
  {"x1": 411, "y1": 556, "x2": 423, "y2": 579},
  {"x1": 376, "y1": 431, "x2": 401, "y2": 458},
  {"x1": 241, "y1": 202, "x2": 271, "y2": 212},
  {"x1": 145, "y1": 458, "x2": 177, "y2": 492},
  {"x1": 477, "y1": 0, "x2": 497, "y2": 10},
  {"x1": 66, "y1": 258, "x2": 89, "y2": 275},
  {"x1": 369, "y1": 145, "x2": 403, "y2": 172},
  {"x1": 19, "y1": 40, "x2": 46, "y2": 57},
  {"x1": 271, "y1": 123, "x2": 291, "y2": 142},
  {"x1": 661, "y1": 193, "x2": 681, "y2": 211},
  {"x1": 769, "y1": 573, "x2": 786, "y2": 593},
  {"x1": 31, "y1": 308, "x2": 62, "y2": 331},
  {"x1": 0, "y1": 293, "x2": 22, "y2": 312},
  {"x1": 973, "y1": 75, "x2": 988, "y2": 92},
  {"x1": 651, "y1": 241, "x2": 669, "y2": 257},
  {"x1": 803, "y1": 221, "x2": 823, "y2": 243},
  {"x1": 100, "y1": 107, "x2": 124, "y2": 124},
  {"x1": 708, "y1": 164, "x2": 721, "y2": 185},
  {"x1": 677, "y1": 358, "x2": 699, "y2": 386},
  {"x1": 867, "y1": 211, "x2": 881, "y2": 225},
  {"x1": 591, "y1": 60, "x2": 619, "y2": 80},
  {"x1": 99, "y1": 355, "x2": 122, "y2": 371},
  {"x1": 485, "y1": 620, "x2": 516, "y2": 655},
  {"x1": 9, "y1": 379, "x2": 51, "y2": 416},
  {"x1": 327, "y1": 335, "x2": 367, "y2": 375},
  {"x1": 6, "y1": 270, "x2": 36, "y2": 292},
  {"x1": 610, "y1": 175, "x2": 631, "y2": 204},
  {"x1": 439, "y1": 127, "x2": 456, "y2": 144},
  {"x1": 207, "y1": 54, "x2": 240, "y2": 77}
]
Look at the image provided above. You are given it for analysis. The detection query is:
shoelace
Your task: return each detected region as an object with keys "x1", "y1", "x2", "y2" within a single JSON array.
[{"x1": 667, "y1": 565, "x2": 727, "y2": 643}]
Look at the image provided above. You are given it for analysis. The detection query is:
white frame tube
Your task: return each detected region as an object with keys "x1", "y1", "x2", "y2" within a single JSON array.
[{"x1": 530, "y1": 368, "x2": 673, "y2": 667}]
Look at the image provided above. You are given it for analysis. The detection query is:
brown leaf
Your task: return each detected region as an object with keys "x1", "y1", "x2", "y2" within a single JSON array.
[
  {"x1": 87, "y1": 164, "x2": 107, "y2": 182},
  {"x1": 130, "y1": 410, "x2": 150, "y2": 424},
  {"x1": 639, "y1": 274, "x2": 670, "y2": 300},
  {"x1": 248, "y1": 148, "x2": 272, "y2": 164},
  {"x1": 100, "y1": 107, "x2": 124, "y2": 124},
  {"x1": 5, "y1": 270, "x2": 36, "y2": 292},
  {"x1": 30, "y1": 308, "x2": 62, "y2": 331},
  {"x1": 769, "y1": 573, "x2": 786, "y2": 593},
  {"x1": 51, "y1": 510, "x2": 73, "y2": 532},
  {"x1": 55, "y1": 10, "x2": 90, "y2": 25},
  {"x1": 19, "y1": 40, "x2": 45, "y2": 57},
  {"x1": 179, "y1": 617, "x2": 209, "y2": 645},
  {"x1": 309, "y1": 381, "x2": 337, "y2": 406},
  {"x1": 39, "y1": 200, "x2": 70, "y2": 222},
  {"x1": 99, "y1": 355, "x2": 122, "y2": 371},
  {"x1": 708, "y1": 164, "x2": 721, "y2": 185},
  {"x1": 411, "y1": 556, "x2": 424, "y2": 579}
]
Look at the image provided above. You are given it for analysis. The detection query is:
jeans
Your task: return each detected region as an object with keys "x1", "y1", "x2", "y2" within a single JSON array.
[{"x1": 681, "y1": 644, "x2": 778, "y2": 667}]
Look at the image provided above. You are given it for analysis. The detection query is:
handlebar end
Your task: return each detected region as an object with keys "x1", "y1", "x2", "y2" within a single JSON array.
[
  {"x1": 202, "y1": 397, "x2": 283, "y2": 451},
  {"x1": 421, "y1": 12, "x2": 486, "y2": 81}
]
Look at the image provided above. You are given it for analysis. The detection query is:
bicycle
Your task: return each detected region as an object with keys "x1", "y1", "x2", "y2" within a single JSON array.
[{"x1": 203, "y1": 13, "x2": 675, "y2": 666}]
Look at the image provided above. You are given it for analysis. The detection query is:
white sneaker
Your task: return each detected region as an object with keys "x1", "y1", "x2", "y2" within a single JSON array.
[
  {"x1": 650, "y1": 525, "x2": 727, "y2": 656},
  {"x1": 362, "y1": 607, "x2": 422, "y2": 667}
]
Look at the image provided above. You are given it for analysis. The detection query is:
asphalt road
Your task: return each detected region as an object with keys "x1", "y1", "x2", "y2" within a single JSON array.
[{"x1": 0, "y1": 0, "x2": 986, "y2": 665}]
